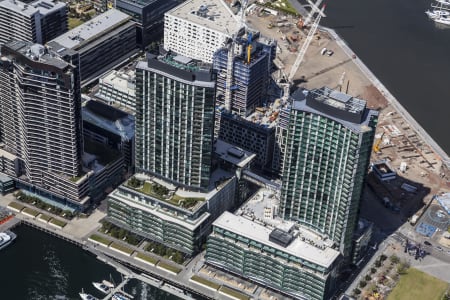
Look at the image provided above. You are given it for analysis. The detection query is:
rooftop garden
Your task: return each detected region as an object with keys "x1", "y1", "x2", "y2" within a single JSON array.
[{"x1": 126, "y1": 176, "x2": 205, "y2": 209}]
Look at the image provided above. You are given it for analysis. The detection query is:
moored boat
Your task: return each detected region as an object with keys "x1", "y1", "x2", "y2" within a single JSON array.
[
  {"x1": 92, "y1": 281, "x2": 111, "y2": 294},
  {"x1": 0, "y1": 231, "x2": 16, "y2": 250}
]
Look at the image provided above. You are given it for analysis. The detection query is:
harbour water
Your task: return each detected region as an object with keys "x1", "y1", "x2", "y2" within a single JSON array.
[
  {"x1": 2, "y1": 2, "x2": 450, "y2": 300},
  {"x1": 323, "y1": 0, "x2": 450, "y2": 155},
  {"x1": 0, "y1": 225, "x2": 181, "y2": 300}
]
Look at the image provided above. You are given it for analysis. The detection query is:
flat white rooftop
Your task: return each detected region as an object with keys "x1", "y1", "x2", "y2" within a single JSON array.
[
  {"x1": 214, "y1": 139, "x2": 256, "y2": 168},
  {"x1": 166, "y1": 0, "x2": 241, "y2": 35},
  {"x1": 50, "y1": 8, "x2": 131, "y2": 50},
  {"x1": 98, "y1": 69, "x2": 136, "y2": 96},
  {"x1": 214, "y1": 211, "x2": 340, "y2": 268},
  {"x1": 0, "y1": 0, "x2": 65, "y2": 17}
]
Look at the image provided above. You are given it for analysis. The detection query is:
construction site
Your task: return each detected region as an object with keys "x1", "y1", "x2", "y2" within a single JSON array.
[{"x1": 245, "y1": 1, "x2": 450, "y2": 234}]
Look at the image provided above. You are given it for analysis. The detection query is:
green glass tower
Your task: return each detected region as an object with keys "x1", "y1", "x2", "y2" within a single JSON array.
[
  {"x1": 135, "y1": 53, "x2": 216, "y2": 190},
  {"x1": 280, "y1": 87, "x2": 378, "y2": 257}
]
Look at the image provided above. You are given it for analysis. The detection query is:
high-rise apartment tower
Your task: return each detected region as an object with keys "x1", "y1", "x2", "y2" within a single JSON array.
[
  {"x1": 280, "y1": 87, "x2": 378, "y2": 257},
  {"x1": 135, "y1": 53, "x2": 216, "y2": 190}
]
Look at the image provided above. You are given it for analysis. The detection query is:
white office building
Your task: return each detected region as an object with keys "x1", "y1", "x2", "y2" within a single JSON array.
[{"x1": 164, "y1": 0, "x2": 241, "y2": 63}]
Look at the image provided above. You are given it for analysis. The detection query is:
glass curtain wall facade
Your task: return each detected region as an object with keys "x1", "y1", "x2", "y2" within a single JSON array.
[
  {"x1": 280, "y1": 88, "x2": 378, "y2": 257},
  {"x1": 135, "y1": 56, "x2": 215, "y2": 189}
]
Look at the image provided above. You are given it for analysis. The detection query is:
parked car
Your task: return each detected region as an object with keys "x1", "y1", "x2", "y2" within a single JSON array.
[
  {"x1": 436, "y1": 246, "x2": 443, "y2": 251},
  {"x1": 424, "y1": 241, "x2": 432, "y2": 246}
]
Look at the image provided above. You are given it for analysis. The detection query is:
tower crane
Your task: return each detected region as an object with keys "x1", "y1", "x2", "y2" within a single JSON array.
[
  {"x1": 224, "y1": 0, "x2": 248, "y2": 111},
  {"x1": 282, "y1": 4, "x2": 326, "y2": 101}
]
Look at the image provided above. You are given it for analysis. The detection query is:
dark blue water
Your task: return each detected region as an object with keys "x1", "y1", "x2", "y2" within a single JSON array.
[
  {"x1": 323, "y1": 0, "x2": 450, "y2": 154},
  {"x1": 0, "y1": 225, "x2": 181, "y2": 300}
]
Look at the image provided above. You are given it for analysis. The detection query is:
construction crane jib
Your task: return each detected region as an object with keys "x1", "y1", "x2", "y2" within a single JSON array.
[
  {"x1": 224, "y1": 0, "x2": 248, "y2": 111},
  {"x1": 283, "y1": 4, "x2": 326, "y2": 100}
]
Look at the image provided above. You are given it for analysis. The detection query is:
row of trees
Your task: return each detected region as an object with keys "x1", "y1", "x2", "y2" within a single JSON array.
[
  {"x1": 101, "y1": 221, "x2": 142, "y2": 246},
  {"x1": 15, "y1": 191, "x2": 75, "y2": 220},
  {"x1": 145, "y1": 241, "x2": 185, "y2": 264}
]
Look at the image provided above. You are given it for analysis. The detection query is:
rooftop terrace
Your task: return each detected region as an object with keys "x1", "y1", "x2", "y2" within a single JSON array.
[
  {"x1": 50, "y1": 9, "x2": 131, "y2": 50},
  {"x1": 166, "y1": 0, "x2": 241, "y2": 35},
  {"x1": 214, "y1": 211, "x2": 340, "y2": 268}
]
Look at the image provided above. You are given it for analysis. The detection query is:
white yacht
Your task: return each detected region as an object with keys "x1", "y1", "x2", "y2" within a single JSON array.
[
  {"x1": 434, "y1": 15, "x2": 450, "y2": 24},
  {"x1": 92, "y1": 282, "x2": 111, "y2": 294},
  {"x1": 426, "y1": 9, "x2": 450, "y2": 19},
  {"x1": 79, "y1": 292, "x2": 98, "y2": 300},
  {"x1": 0, "y1": 231, "x2": 16, "y2": 250}
]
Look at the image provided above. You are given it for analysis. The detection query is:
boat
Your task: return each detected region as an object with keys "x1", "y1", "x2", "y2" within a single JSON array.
[
  {"x1": 102, "y1": 279, "x2": 115, "y2": 289},
  {"x1": 425, "y1": 9, "x2": 450, "y2": 19},
  {"x1": 92, "y1": 282, "x2": 111, "y2": 294},
  {"x1": 79, "y1": 291, "x2": 98, "y2": 300},
  {"x1": 434, "y1": 15, "x2": 450, "y2": 24},
  {"x1": 426, "y1": 0, "x2": 450, "y2": 22},
  {"x1": 112, "y1": 293, "x2": 131, "y2": 300},
  {"x1": 0, "y1": 231, "x2": 16, "y2": 250}
]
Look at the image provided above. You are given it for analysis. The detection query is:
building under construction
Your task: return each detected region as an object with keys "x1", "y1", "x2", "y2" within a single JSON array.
[{"x1": 213, "y1": 31, "x2": 276, "y2": 118}]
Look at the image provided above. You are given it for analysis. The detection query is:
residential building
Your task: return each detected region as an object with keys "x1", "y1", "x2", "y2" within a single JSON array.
[
  {"x1": 115, "y1": 0, "x2": 179, "y2": 47},
  {"x1": 0, "y1": 41, "x2": 86, "y2": 207},
  {"x1": 0, "y1": 0, "x2": 67, "y2": 45},
  {"x1": 213, "y1": 32, "x2": 276, "y2": 117},
  {"x1": 0, "y1": 41, "x2": 124, "y2": 211},
  {"x1": 279, "y1": 87, "x2": 378, "y2": 258},
  {"x1": 96, "y1": 68, "x2": 136, "y2": 111},
  {"x1": 218, "y1": 111, "x2": 275, "y2": 171},
  {"x1": 135, "y1": 53, "x2": 215, "y2": 190},
  {"x1": 107, "y1": 140, "x2": 255, "y2": 255},
  {"x1": 206, "y1": 188, "x2": 341, "y2": 300},
  {"x1": 47, "y1": 8, "x2": 137, "y2": 83},
  {"x1": 164, "y1": 0, "x2": 241, "y2": 63}
]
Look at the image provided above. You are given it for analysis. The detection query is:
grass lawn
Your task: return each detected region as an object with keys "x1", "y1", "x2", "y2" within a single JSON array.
[
  {"x1": 22, "y1": 207, "x2": 39, "y2": 217},
  {"x1": 49, "y1": 218, "x2": 67, "y2": 228},
  {"x1": 263, "y1": 0, "x2": 299, "y2": 15},
  {"x1": 387, "y1": 268, "x2": 449, "y2": 300},
  {"x1": 219, "y1": 286, "x2": 250, "y2": 300},
  {"x1": 89, "y1": 234, "x2": 112, "y2": 246},
  {"x1": 68, "y1": 17, "x2": 83, "y2": 29},
  {"x1": 110, "y1": 242, "x2": 134, "y2": 255},
  {"x1": 190, "y1": 275, "x2": 220, "y2": 290},
  {"x1": 157, "y1": 261, "x2": 182, "y2": 274},
  {"x1": 8, "y1": 201, "x2": 25, "y2": 211},
  {"x1": 38, "y1": 214, "x2": 52, "y2": 222},
  {"x1": 136, "y1": 252, "x2": 159, "y2": 265}
]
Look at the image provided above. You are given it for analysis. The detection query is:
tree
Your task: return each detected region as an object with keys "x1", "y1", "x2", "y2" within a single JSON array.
[
  {"x1": 371, "y1": 267, "x2": 377, "y2": 274},
  {"x1": 353, "y1": 288, "x2": 361, "y2": 295},
  {"x1": 359, "y1": 280, "x2": 367, "y2": 288},
  {"x1": 380, "y1": 254, "x2": 387, "y2": 261},
  {"x1": 365, "y1": 274, "x2": 372, "y2": 281},
  {"x1": 390, "y1": 255, "x2": 400, "y2": 264}
]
